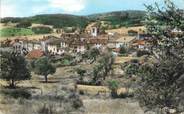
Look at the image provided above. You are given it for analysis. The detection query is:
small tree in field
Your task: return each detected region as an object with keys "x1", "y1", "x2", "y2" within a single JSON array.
[
  {"x1": 34, "y1": 57, "x2": 56, "y2": 83},
  {"x1": 0, "y1": 51, "x2": 31, "y2": 88},
  {"x1": 76, "y1": 68, "x2": 86, "y2": 82}
]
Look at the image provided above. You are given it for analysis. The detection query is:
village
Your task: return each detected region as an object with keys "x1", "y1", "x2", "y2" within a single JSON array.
[
  {"x1": 0, "y1": 20, "x2": 183, "y2": 114},
  {"x1": 0, "y1": 21, "x2": 160, "y2": 114},
  {"x1": 0, "y1": 23, "x2": 152, "y2": 59}
]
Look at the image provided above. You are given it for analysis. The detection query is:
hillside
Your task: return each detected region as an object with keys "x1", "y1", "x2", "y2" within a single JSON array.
[
  {"x1": 87, "y1": 10, "x2": 146, "y2": 27},
  {"x1": 0, "y1": 14, "x2": 89, "y2": 29},
  {"x1": 0, "y1": 10, "x2": 146, "y2": 29}
]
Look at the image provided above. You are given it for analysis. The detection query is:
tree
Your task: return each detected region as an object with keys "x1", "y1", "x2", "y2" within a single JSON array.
[
  {"x1": 34, "y1": 57, "x2": 56, "y2": 83},
  {"x1": 92, "y1": 65, "x2": 102, "y2": 85},
  {"x1": 119, "y1": 45, "x2": 127, "y2": 54},
  {"x1": 32, "y1": 26, "x2": 53, "y2": 34},
  {"x1": 89, "y1": 48, "x2": 100, "y2": 63},
  {"x1": 98, "y1": 53, "x2": 114, "y2": 80},
  {"x1": 0, "y1": 51, "x2": 31, "y2": 88},
  {"x1": 16, "y1": 21, "x2": 32, "y2": 28},
  {"x1": 125, "y1": 63, "x2": 139, "y2": 77},
  {"x1": 137, "y1": 0, "x2": 184, "y2": 112},
  {"x1": 76, "y1": 68, "x2": 86, "y2": 82}
]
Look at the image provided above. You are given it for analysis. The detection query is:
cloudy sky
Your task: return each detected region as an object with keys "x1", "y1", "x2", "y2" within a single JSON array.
[{"x1": 0, "y1": 0, "x2": 184, "y2": 17}]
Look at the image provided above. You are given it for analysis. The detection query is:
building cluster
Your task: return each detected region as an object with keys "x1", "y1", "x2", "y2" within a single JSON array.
[{"x1": 1, "y1": 23, "x2": 158, "y2": 59}]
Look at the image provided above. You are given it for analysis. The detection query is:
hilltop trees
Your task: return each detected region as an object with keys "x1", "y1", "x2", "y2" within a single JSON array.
[
  {"x1": 34, "y1": 57, "x2": 56, "y2": 83},
  {"x1": 16, "y1": 21, "x2": 32, "y2": 28},
  {"x1": 137, "y1": 0, "x2": 184, "y2": 112},
  {"x1": 0, "y1": 51, "x2": 31, "y2": 88}
]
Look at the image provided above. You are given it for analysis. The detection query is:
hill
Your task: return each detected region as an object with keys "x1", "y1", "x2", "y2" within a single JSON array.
[
  {"x1": 87, "y1": 10, "x2": 146, "y2": 27},
  {"x1": 0, "y1": 10, "x2": 146, "y2": 29},
  {"x1": 0, "y1": 14, "x2": 89, "y2": 29}
]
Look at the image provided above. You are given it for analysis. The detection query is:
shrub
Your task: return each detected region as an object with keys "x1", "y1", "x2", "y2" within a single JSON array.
[
  {"x1": 0, "y1": 89, "x2": 31, "y2": 99},
  {"x1": 128, "y1": 29, "x2": 138, "y2": 36},
  {"x1": 75, "y1": 68, "x2": 86, "y2": 81},
  {"x1": 137, "y1": 50, "x2": 150, "y2": 57},
  {"x1": 125, "y1": 63, "x2": 139, "y2": 77},
  {"x1": 108, "y1": 80, "x2": 119, "y2": 98}
]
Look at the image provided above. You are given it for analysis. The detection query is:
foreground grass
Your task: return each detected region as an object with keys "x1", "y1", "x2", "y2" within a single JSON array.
[{"x1": 0, "y1": 64, "x2": 146, "y2": 114}]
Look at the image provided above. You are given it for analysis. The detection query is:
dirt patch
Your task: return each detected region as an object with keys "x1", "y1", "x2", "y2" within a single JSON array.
[{"x1": 83, "y1": 99, "x2": 144, "y2": 114}]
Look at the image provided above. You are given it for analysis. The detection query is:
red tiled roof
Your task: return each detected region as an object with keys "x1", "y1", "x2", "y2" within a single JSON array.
[
  {"x1": 133, "y1": 40, "x2": 145, "y2": 46},
  {"x1": 26, "y1": 49, "x2": 44, "y2": 59}
]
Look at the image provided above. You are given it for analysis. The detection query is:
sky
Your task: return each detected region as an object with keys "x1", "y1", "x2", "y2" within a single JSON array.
[{"x1": 0, "y1": 0, "x2": 184, "y2": 18}]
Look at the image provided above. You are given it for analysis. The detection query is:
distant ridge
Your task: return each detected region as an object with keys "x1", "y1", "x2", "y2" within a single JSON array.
[{"x1": 0, "y1": 10, "x2": 146, "y2": 28}]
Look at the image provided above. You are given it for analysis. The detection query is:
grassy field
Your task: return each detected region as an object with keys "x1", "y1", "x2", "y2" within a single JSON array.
[
  {"x1": 0, "y1": 63, "x2": 146, "y2": 114},
  {"x1": 106, "y1": 26, "x2": 145, "y2": 35},
  {"x1": 0, "y1": 33, "x2": 61, "y2": 41},
  {"x1": 0, "y1": 28, "x2": 35, "y2": 37}
]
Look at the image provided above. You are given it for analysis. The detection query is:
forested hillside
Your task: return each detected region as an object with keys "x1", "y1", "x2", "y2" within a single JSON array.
[{"x1": 0, "y1": 10, "x2": 146, "y2": 29}]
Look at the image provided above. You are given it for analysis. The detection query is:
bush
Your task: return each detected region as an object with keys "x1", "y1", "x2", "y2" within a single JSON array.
[
  {"x1": 108, "y1": 80, "x2": 119, "y2": 98},
  {"x1": 128, "y1": 29, "x2": 138, "y2": 36},
  {"x1": 125, "y1": 63, "x2": 139, "y2": 77},
  {"x1": 137, "y1": 50, "x2": 150, "y2": 57},
  {"x1": 130, "y1": 59, "x2": 139, "y2": 64},
  {"x1": 0, "y1": 89, "x2": 31, "y2": 99}
]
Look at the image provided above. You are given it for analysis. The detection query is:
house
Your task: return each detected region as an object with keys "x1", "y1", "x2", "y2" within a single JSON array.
[
  {"x1": 22, "y1": 39, "x2": 42, "y2": 52},
  {"x1": 114, "y1": 36, "x2": 135, "y2": 48},
  {"x1": 136, "y1": 34, "x2": 152, "y2": 40},
  {"x1": 0, "y1": 39, "x2": 12, "y2": 47},
  {"x1": 85, "y1": 22, "x2": 101, "y2": 37},
  {"x1": 171, "y1": 28, "x2": 183, "y2": 36},
  {"x1": 89, "y1": 37, "x2": 108, "y2": 49},
  {"x1": 41, "y1": 36, "x2": 65, "y2": 55},
  {"x1": 8, "y1": 39, "x2": 29, "y2": 55},
  {"x1": 132, "y1": 40, "x2": 151, "y2": 50}
]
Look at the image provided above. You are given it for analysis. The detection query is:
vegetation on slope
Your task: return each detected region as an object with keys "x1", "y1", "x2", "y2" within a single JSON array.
[
  {"x1": 0, "y1": 10, "x2": 146, "y2": 30},
  {"x1": 87, "y1": 10, "x2": 146, "y2": 28},
  {"x1": 0, "y1": 28, "x2": 34, "y2": 37}
]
